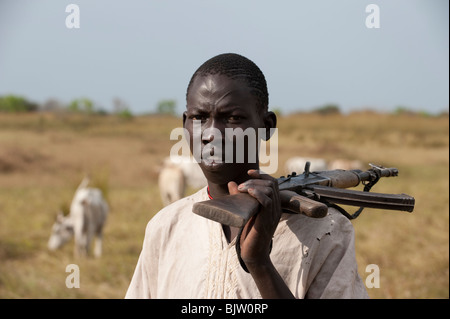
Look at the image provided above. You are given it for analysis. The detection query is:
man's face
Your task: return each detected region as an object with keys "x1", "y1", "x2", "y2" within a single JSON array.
[{"x1": 184, "y1": 74, "x2": 268, "y2": 185}]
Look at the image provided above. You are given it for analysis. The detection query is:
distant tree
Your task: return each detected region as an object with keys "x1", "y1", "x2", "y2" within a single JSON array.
[
  {"x1": 0, "y1": 95, "x2": 38, "y2": 112},
  {"x1": 394, "y1": 106, "x2": 416, "y2": 116},
  {"x1": 117, "y1": 109, "x2": 133, "y2": 119},
  {"x1": 68, "y1": 98, "x2": 95, "y2": 114},
  {"x1": 112, "y1": 97, "x2": 133, "y2": 119},
  {"x1": 313, "y1": 104, "x2": 340, "y2": 115},
  {"x1": 112, "y1": 97, "x2": 128, "y2": 113},
  {"x1": 156, "y1": 99, "x2": 176, "y2": 115},
  {"x1": 40, "y1": 98, "x2": 65, "y2": 112}
]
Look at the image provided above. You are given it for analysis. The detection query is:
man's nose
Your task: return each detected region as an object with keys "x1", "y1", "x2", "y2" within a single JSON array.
[{"x1": 202, "y1": 119, "x2": 224, "y2": 144}]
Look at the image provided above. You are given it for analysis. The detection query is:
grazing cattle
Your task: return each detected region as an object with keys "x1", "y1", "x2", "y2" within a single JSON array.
[
  {"x1": 48, "y1": 211, "x2": 74, "y2": 251},
  {"x1": 328, "y1": 159, "x2": 364, "y2": 171},
  {"x1": 158, "y1": 155, "x2": 207, "y2": 206},
  {"x1": 284, "y1": 157, "x2": 328, "y2": 175},
  {"x1": 158, "y1": 164, "x2": 186, "y2": 207},
  {"x1": 48, "y1": 177, "x2": 109, "y2": 258}
]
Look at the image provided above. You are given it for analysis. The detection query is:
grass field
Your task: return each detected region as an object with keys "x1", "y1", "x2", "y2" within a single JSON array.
[{"x1": 0, "y1": 111, "x2": 448, "y2": 298}]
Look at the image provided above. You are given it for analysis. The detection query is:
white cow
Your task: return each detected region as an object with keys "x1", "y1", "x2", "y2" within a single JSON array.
[
  {"x1": 158, "y1": 164, "x2": 186, "y2": 207},
  {"x1": 158, "y1": 155, "x2": 207, "y2": 206},
  {"x1": 48, "y1": 177, "x2": 109, "y2": 258},
  {"x1": 284, "y1": 157, "x2": 328, "y2": 175}
]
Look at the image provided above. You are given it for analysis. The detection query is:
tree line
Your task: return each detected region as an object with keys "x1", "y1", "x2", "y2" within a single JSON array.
[
  {"x1": 1, "y1": 94, "x2": 446, "y2": 118},
  {"x1": 0, "y1": 95, "x2": 178, "y2": 117}
]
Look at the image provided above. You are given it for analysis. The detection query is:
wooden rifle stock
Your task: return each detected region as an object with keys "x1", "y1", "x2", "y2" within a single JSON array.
[{"x1": 193, "y1": 190, "x2": 328, "y2": 228}]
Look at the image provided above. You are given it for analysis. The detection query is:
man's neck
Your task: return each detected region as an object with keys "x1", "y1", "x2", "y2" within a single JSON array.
[
  {"x1": 207, "y1": 183, "x2": 230, "y2": 198},
  {"x1": 206, "y1": 164, "x2": 260, "y2": 199}
]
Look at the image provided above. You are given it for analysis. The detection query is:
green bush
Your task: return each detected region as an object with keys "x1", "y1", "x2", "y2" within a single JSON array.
[{"x1": 0, "y1": 95, "x2": 38, "y2": 112}]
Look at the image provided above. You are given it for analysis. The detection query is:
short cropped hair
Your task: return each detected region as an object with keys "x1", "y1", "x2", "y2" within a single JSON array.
[{"x1": 186, "y1": 53, "x2": 269, "y2": 112}]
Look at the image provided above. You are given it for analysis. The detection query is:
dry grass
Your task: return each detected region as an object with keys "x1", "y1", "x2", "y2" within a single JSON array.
[{"x1": 0, "y1": 111, "x2": 448, "y2": 298}]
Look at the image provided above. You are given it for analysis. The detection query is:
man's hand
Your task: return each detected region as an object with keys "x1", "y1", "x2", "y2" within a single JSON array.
[
  {"x1": 228, "y1": 170, "x2": 294, "y2": 298},
  {"x1": 228, "y1": 169, "x2": 282, "y2": 268}
]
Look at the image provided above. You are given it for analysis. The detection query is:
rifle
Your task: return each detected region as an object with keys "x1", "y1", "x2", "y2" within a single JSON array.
[{"x1": 192, "y1": 162, "x2": 415, "y2": 227}]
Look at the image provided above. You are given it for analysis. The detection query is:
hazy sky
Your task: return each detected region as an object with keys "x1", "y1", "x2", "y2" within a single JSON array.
[{"x1": 0, "y1": 0, "x2": 448, "y2": 115}]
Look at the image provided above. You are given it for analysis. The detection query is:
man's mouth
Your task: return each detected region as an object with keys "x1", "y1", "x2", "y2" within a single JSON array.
[
  {"x1": 200, "y1": 144, "x2": 226, "y2": 169},
  {"x1": 201, "y1": 156, "x2": 226, "y2": 170}
]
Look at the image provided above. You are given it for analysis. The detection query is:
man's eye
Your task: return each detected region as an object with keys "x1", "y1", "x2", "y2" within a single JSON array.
[
  {"x1": 191, "y1": 115, "x2": 207, "y2": 121},
  {"x1": 228, "y1": 116, "x2": 243, "y2": 122}
]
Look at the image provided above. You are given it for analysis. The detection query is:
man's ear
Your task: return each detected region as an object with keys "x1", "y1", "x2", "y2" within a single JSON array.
[
  {"x1": 262, "y1": 111, "x2": 277, "y2": 141},
  {"x1": 182, "y1": 111, "x2": 187, "y2": 128}
]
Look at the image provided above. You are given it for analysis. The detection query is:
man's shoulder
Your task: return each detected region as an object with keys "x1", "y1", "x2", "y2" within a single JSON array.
[{"x1": 277, "y1": 206, "x2": 355, "y2": 243}]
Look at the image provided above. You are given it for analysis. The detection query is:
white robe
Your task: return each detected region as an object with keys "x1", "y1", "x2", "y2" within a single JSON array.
[{"x1": 125, "y1": 187, "x2": 369, "y2": 299}]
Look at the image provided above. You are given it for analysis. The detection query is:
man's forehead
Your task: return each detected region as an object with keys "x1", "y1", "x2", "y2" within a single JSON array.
[
  {"x1": 189, "y1": 74, "x2": 250, "y2": 94},
  {"x1": 188, "y1": 74, "x2": 254, "y2": 104},
  {"x1": 187, "y1": 102, "x2": 246, "y2": 115}
]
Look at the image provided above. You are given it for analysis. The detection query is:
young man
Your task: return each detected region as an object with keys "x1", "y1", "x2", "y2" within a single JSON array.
[{"x1": 125, "y1": 53, "x2": 369, "y2": 298}]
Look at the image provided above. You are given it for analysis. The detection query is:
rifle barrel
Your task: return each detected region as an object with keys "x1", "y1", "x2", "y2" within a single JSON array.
[{"x1": 357, "y1": 166, "x2": 398, "y2": 181}]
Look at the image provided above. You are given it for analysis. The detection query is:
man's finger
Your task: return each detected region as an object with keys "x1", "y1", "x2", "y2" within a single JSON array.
[
  {"x1": 248, "y1": 188, "x2": 272, "y2": 207},
  {"x1": 247, "y1": 169, "x2": 273, "y2": 181},
  {"x1": 228, "y1": 181, "x2": 240, "y2": 195},
  {"x1": 238, "y1": 179, "x2": 274, "y2": 191}
]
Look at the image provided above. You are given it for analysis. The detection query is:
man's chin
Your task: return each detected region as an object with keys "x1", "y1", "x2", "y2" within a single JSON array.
[
  {"x1": 199, "y1": 161, "x2": 255, "y2": 185},
  {"x1": 200, "y1": 158, "x2": 226, "y2": 171}
]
